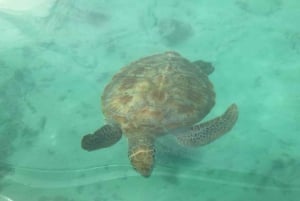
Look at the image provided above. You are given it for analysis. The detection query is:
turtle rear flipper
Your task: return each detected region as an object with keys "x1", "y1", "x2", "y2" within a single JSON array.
[
  {"x1": 176, "y1": 104, "x2": 238, "y2": 147},
  {"x1": 192, "y1": 60, "x2": 214, "y2": 75},
  {"x1": 81, "y1": 124, "x2": 122, "y2": 151}
]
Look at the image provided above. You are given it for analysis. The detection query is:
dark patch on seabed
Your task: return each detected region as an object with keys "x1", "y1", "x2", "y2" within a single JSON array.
[{"x1": 0, "y1": 66, "x2": 38, "y2": 189}]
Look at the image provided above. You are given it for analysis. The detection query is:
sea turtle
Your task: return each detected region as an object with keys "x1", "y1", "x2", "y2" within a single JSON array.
[{"x1": 81, "y1": 51, "x2": 238, "y2": 177}]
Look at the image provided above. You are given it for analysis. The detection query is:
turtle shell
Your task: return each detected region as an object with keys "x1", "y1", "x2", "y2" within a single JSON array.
[{"x1": 101, "y1": 51, "x2": 215, "y2": 137}]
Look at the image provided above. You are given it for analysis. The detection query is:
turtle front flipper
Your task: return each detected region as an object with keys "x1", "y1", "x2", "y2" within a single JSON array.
[
  {"x1": 81, "y1": 124, "x2": 122, "y2": 151},
  {"x1": 176, "y1": 104, "x2": 238, "y2": 147}
]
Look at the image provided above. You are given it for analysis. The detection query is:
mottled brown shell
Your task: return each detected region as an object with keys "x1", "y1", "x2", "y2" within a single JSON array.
[{"x1": 101, "y1": 51, "x2": 215, "y2": 137}]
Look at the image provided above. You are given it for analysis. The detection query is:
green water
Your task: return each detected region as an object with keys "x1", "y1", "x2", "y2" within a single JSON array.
[{"x1": 0, "y1": 0, "x2": 299, "y2": 200}]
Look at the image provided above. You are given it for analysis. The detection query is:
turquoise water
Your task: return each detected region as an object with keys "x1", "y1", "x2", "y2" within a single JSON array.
[{"x1": 0, "y1": 0, "x2": 299, "y2": 200}]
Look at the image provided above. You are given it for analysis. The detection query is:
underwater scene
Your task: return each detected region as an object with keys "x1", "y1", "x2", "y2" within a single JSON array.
[{"x1": 0, "y1": 0, "x2": 299, "y2": 200}]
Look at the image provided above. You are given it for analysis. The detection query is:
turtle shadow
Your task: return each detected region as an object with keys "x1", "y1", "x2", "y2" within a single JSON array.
[{"x1": 154, "y1": 136, "x2": 202, "y2": 183}]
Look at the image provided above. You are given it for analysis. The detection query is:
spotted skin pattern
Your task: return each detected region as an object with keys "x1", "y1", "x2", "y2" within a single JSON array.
[{"x1": 176, "y1": 104, "x2": 238, "y2": 146}]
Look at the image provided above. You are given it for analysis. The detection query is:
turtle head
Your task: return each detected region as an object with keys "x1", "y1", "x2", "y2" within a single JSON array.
[{"x1": 128, "y1": 136, "x2": 155, "y2": 177}]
